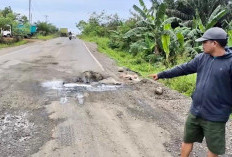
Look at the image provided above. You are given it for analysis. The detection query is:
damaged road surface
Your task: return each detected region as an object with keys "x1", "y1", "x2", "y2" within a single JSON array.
[{"x1": 0, "y1": 38, "x2": 231, "y2": 157}]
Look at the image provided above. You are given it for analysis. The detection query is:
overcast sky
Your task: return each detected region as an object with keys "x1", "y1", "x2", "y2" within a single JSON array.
[{"x1": 0, "y1": 0, "x2": 151, "y2": 33}]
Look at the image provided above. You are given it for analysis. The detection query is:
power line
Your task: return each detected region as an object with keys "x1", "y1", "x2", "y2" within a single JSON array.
[
  {"x1": 45, "y1": 15, "x2": 48, "y2": 23},
  {"x1": 32, "y1": 0, "x2": 44, "y2": 21}
]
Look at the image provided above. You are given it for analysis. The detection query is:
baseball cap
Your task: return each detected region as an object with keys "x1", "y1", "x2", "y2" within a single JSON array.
[{"x1": 195, "y1": 27, "x2": 227, "y2": 42}]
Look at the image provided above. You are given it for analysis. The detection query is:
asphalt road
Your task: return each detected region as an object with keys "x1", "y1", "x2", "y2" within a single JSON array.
[{"x1": 0, "y1": 38, "x2": 104, "y2": 73}]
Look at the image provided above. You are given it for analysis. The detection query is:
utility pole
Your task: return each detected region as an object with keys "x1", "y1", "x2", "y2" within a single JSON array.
[
  {"x1": 29, "y1": 0, "x2": 31, "y2": 24},
  {"x1": 45, "y1": 15, "x2": 48, "y2": 23}
]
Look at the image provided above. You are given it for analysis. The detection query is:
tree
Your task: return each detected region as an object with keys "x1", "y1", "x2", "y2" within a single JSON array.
[
  {"x1": 167, "y1": 0, "x2": 232, "y2": 27},
  {"x1": 0, "y1": 7, "x2": 15, "y2": 29},
  {"x1": 76, "y1": 11, "x2": 120, "y2": 37},
  {"x1": 36, "y1": 21, "x2": 58, "y2": 36},
  {"x1": 19, "y1": 15, "x2": 29, "y2": 24},
  {"x1": 1, "y1": 6, "x2": 13, "y2": 18},
  {"x1": 0, "y1": 17, "x2": 11, "y2": 29},
  {"x1": 76, "y1": 20, "x2": 87, "y2": 32}
]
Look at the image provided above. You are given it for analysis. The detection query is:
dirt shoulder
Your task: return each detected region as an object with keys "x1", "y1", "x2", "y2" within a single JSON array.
[{"x1": 84, "y1": 41, "x2": 232, "y2": 157}]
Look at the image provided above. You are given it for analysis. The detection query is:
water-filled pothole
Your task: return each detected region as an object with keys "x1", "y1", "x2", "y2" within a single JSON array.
[
  {"x1": 42, "y1": 71, "x2": 123, "y2": 105},
  {"x1": 42, "y1": 80, "x2": 123, "y2": 105}
]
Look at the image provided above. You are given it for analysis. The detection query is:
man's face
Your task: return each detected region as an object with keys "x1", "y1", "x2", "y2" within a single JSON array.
[{"x1": 202, "y1": 40, "x2": 215, "y2": 54}]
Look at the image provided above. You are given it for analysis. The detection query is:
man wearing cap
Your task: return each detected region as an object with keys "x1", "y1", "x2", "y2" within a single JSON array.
[{"x1": 149, "y1": 27, "x2": 232, "y2": 157}]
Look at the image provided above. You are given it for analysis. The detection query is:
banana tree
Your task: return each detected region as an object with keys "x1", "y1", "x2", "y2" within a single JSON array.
[
  {"x1": 133, "y1": 0, "x2": 161, "y2": 21},
  {"x1": 190, "y1": 5, "x2": 227, "y2": 32},
  {"x1": 228, "y1": 30, "x2": 232, "y2": 47},
  {"x1": 126, "y1": 3, "x2": 167, "y2": 54},
  {"x1": 167, "y1": 0, "x2": 231, "y2": 26},
  {"x1": 205, "y1": 5, "x2": 227, "y2": 30},
  {"x1": 125, "y1": 2, "x2": 184, "y2": 60},
  {"x1": 161, "y1": 23, "x2": 171, "y2": 63}
]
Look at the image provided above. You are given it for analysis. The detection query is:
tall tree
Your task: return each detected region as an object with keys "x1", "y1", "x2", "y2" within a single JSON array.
[
  {"x1": 1, "y1": 6, "x2": 13, "y2": 18},
  {"x1": 167, "y1": 0, "x2": 232, "y2": 27}
]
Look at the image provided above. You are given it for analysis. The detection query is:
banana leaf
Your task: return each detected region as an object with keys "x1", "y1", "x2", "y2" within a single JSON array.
[
  {"x1": 133, "y1": 5, "x2": 147, "y2": 19},
  {"x1": 206, "y1": 5, "x2": 227, "y2": 30},
  {"x1": 162, "y1": 34, "x2": 171, "y2": 61},
  {"x1": 123, "y1": 27, "x2": 148, "y2": 39},
  {"x1": 228, "y1": 30, "x2": 232, "y2": 47},
  {"x1": 155, "y1": 3, "x2": 166, "y2": 28}
]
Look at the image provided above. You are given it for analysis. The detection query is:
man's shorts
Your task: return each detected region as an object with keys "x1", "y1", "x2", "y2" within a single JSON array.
[{"x1": 184, "y1": 113, "x2": 226, "y2": 155}]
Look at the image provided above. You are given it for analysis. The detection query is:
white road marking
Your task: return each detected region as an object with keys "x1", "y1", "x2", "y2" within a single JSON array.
[
  {"x1": 82, "y1": 42, "x2": 105, "y2": 72},
  {"x1": 56, "y1": 47, "x2": 63, "y2": 57}
]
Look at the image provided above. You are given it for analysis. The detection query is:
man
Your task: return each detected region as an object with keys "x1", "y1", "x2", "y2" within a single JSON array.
[{"x1": 149, "y1": 27, "x2": 232, "y2": 157}]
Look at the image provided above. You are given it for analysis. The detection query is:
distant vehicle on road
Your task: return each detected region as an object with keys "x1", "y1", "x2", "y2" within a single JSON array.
[
  {"x1": 30, "y1": 25, "x2": 37, "y2": 36},
  {"x1": 68, "y1": 32, "x2": 76, "y2": 40},
  {"x1": 17, "y1": 24, "x2": 37, "y2": 38},
  {"x1": 1, "y1": 25, "x2": 12, "y2": 37},
  {"x1": 71, "y1": 34, "x2": 76, "y2": 39},
  {"x1": 60, "y1": 28, "x2": 68, "y2": 37}
]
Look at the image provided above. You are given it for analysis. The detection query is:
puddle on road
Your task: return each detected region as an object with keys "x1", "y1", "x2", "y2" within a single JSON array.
[
  {"x1": 42, "y1": 81, "x2": 63, "y2": 90},
  {"x1": 41, "y1": 80, "x2": 123, "y2": 105},
  {"x1": 76, "y1": 92, "x2": 84, "y2": 105},
  {"x1": 60, "y1": 97, "x2": 68, "y2": 104},
  {"x1": 63, "y1": 83, "x2": 120, "y2": 92}
]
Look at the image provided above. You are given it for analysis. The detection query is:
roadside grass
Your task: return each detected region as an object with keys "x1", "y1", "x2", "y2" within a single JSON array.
[
  {"x1": 0, "y1": 40, "x2": 28, "y2": 49},
  {"x1": 80, "y1": 35, "x2": 196, "y2": 96},
  {"x1": 36, "y1": 34, "x2": 58, "y2": 40}
]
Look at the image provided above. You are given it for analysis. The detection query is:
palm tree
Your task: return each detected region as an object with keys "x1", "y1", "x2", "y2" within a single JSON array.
[{"x1": 167, "y1": 0, "x2": 232, "y2": 27}]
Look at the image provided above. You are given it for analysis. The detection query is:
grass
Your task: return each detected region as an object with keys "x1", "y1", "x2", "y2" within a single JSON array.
[
  {"x1": 0, "y1": 40, "x2": 28, "y2": 49},
  {"x1": 0, "y1": 33, "x2": 58, "y2": 49},
  {"x1": 36, "y1": 34, "x2": 58, "y2": 40},
  {"x1": 80, "y1": 35, "x2": 197, "y2": 96}
]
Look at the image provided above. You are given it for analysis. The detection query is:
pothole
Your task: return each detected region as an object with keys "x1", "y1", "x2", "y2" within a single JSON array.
[{"x1": 41, "y1": 71, "x2": 123, "y2": 105}]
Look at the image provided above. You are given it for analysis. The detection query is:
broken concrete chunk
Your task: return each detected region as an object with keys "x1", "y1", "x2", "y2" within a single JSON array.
[
  {"x1": 99, "y1": 77, "x2": 122, "y2": 85},
  {"x1": 155, "y1": 87, "x2": 163, "y2": 95},
  {"x1": 81, "y1": 71, "x2": 104, "y2": 83},
  {"x1": 140, "y1": 79, "x2": 151, "y2": 83},
  {"x1": 120, "y1": 73, "x2": 140, "y2": 81},
  {"x1": 118, "y1": 67, "x2": 124, "y2": 72},
  {"x1": 73, "y1": 76, "x2": 83, "y2": 83}
]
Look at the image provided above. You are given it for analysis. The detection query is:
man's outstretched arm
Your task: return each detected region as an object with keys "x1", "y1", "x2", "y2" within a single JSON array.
[{"x1": 149, "y1": 53, "x2": 202, "y2": 80}]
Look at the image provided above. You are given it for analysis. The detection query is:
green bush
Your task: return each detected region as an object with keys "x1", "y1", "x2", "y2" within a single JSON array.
[
  {"x1": 161, "y1": 74, "x2": 196, "y2": 96},
  {"x1": 36, "y1": 34, "x2": 58, "y2": 40},
  {"x1": 80, "y1": 35, "x2": 196, "y2": 96}
]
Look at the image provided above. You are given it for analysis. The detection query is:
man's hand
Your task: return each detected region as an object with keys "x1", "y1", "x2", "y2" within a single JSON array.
[{"x1": 148, "y1": 74, "x2": 159, "y2": 80}]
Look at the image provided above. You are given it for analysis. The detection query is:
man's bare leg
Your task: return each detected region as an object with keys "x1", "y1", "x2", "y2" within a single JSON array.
[
  {"x1": 181, "y1": 142, "x2": 193, "y2": 157},
  {"x1": 207, "y1": 150, "x2": 218, "y2": 157}
]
